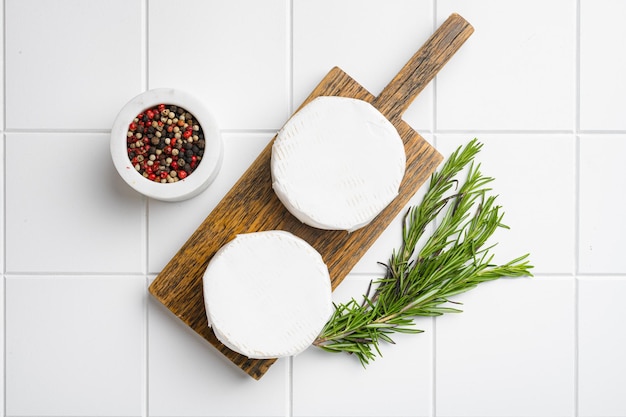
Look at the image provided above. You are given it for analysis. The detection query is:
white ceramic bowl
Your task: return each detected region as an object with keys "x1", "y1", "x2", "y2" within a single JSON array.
[{"x1": 111, "y1": 88, "x2": 223, "y2": 201}]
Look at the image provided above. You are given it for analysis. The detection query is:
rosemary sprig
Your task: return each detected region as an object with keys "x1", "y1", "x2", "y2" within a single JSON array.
[{"x1": 313, "y1": 139, "x2": 533, "y2": 366}]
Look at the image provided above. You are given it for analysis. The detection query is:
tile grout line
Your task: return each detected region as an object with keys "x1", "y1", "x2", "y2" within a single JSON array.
[
  {"x1": 573, "y1": 170, "x2": 580, "y2": 404},
  {"x1": 3, "y1": 129, "x2": 112, "y2": 134},
  {"x1": 432, "y1": 1, "x2": 438, "y2": 138},
  {"x1": 573, "y1": 139, "x2": 581, "y2": 416},
  {"x1": 431, "y1": 3, "x2": 438, "y2": 417},
  {"x1": 2, "y1": 271, "x2": 148, "y2": 278},
  {"x1": 143, "y1": 195, "x2": 149, "y2": 417},
  {"x1": 1, "y1": 270, "x2": 589, "y2": 279},
  {"x1": 434, "y1": 129, "x2": 579, "y2": 135},
  {"x1": 3, "y1": 0, "x2": 7, "y2": 414},
  {"x1": 142, "y1": 0, "x2": 149, "y2": 93},
  {"x1": 2, "y1": 0, "x2": 5, "y2": 272},
  {"x1": 142, "y1": 0, "x2": 150, "y2": 416},
  {"x1": 287, "y1": 0, "x2": 294, "y2": 415},
  {"x1": 573, "y1": 0, "x2": 581, "y2": 413},
  {"x1": 577, "y1": 129, "x2": 626, "y2": 134},
  {"x1": 144, "y1": 272, "x2": 150, "y2": 417},
  {"x1": 288, "y1": 0, "x2": 294, "y2": 121}
]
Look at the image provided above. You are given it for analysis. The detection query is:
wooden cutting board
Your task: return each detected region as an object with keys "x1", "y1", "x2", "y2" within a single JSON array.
[{"x1": 149, "y1": 13, "x2": 473, "y2": 380}]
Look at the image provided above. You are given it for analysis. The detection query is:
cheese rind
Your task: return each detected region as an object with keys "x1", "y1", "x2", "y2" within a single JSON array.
[
  {"x1": 203, "y1": 231, "x2": 333, "y2": 359},
  {"x1": 271, "y1": 96, "x2": 406, "y2": 232}
]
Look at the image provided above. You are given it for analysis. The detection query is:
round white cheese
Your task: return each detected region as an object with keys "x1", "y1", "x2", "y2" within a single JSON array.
[
  {"x1": 271, "y1": 96, "x2": 406, "y2": 232},
  {"x1": 203, "y1": 230, "x2": 333, "y2": 359}
]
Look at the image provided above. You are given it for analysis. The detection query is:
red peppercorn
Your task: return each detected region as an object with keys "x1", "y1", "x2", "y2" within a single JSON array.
[
  {"x1": 160, "y1": 171, "x2": 168, "y2": 179},
  {"x1": 171, "y1": 161, "x2": 178, "y2": 170},
  {"x1": 148, "y1": 173, "x2": 156, "y2": 181},
  {"x1": 158, "y1": 104, "x2": 165, "y2": 112},
  {"x1": 129, "y1": 122, "x2": 137, "y2": 131},
  {"x1": 147, "y1": 110, "x2": 155, "y2": 119},
  {"x1": 183, "y1": 130, "x2": 192, "y2": 139},
  {"x1": 178, "y1": 170, "x2": 187, "y2": 179}
]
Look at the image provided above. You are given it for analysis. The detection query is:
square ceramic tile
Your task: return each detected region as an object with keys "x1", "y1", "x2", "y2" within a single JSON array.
[
  {"x1": 578, "y1": 277, "x2": 626, "y2": 417},
  {"x1": 437, "y1": 134, "x2": 576, "y2": 274},
  {"x1": 293, "y1": 276, "x2": 433, "y2": 417},
  {"x1": 580, "y1": 0, "x2": 626, "y2": 131},
  {"x1": 5, "y1": 0, "x2": 142, "y2": 130},
  {"x1": 5, "y1": 133, "x2": 145, "y2": 273},
  {"x1": 579, "y1": 134, "x2": 626, "y2": 274},
  {"x1": 5, "y1": 276, "x2": 145, "y2": 416},
  {"x1": 436, "y1": 0, "x2": 576, "y2": 131},
  {"x1": 147, "y1": 285, "x2": 287, "y2": 416},
  {"x1": 148, "y1": 132, "x2": 272, "y2": 273},
  {"x1": 293, "y1": 0, "x2": 434, "y2": 132},
  {"x1": 148, "y1": 0, "x2": 289, "y2": 130},
  {"x1": 436, "y1": 277, "x2": 575, "y2": 416}
]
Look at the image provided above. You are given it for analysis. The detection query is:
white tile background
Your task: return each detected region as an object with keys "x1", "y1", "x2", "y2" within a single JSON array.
[{"x1": 1, "y1": 0, "x2": 624, "y2": 416}]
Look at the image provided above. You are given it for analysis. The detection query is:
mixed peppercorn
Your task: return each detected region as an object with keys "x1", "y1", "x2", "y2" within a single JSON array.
[{"x1": 127, "y1": 104, "x2": 205, "y2": 183}]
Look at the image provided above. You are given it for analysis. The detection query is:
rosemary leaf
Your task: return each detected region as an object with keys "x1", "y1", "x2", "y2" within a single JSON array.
[{"x1": 313, "y1": 139, "x2": 533, "y2": 366}]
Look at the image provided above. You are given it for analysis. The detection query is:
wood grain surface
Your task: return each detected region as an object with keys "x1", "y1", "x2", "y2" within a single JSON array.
[{"x1": 149, "y1": 13, "x2": 473, "y2": 380}]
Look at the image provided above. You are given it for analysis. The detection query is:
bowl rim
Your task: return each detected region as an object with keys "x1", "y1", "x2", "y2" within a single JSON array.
[{"x1": 110, "y1": 88, "x2": 223, "y2": 201}]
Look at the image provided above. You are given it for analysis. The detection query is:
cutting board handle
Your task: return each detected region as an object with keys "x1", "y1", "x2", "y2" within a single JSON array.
[{"x1": 372, "y1": 13, "x2": 473, "y2": 122}]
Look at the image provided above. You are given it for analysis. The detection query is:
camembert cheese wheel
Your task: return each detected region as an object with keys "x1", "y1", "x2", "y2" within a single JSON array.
[
  {"x1": 271, "y1": 96, "x2": 406, "y2": 232},
  {"x1": 203, "y1": 230, "x2": 333, "y2": 359}
]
